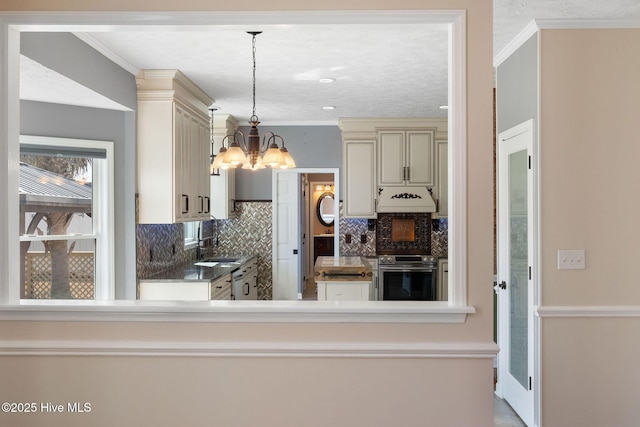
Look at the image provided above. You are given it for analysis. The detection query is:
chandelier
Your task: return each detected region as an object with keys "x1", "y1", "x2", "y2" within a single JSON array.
[{"x1": 211, "y1": 31, "x2": 296, "y2": 172}]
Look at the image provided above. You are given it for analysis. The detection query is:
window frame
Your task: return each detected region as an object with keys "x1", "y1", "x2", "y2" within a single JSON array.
[
  {"x1": 0, "y1": 10, "x2": 471, "y2": 323},
  {"x1": 18, "y1": 135, "x2": 115, "y2": 300},
  {"x1": 183, "y1": 221, "x2": 200, "y2": 251}
]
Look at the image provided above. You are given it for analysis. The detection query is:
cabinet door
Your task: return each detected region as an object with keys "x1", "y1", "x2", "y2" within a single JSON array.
[
  {"x1": 434, "y1": 140, "x2": 448, "y2": 217},
  {"x1": 139, "y1": 280, "x2": 210, "y2": 301},
  {"x1": 406, "y1": 130, "x2": 435, "y2": 186},
  {"x1": 344, "y1": 140, "x2": 376, "y2": 218},
  {"x1": 210, "y1": 169, "x2": 236, "y2": 219},
  {"x1": 193, "y1": 114, "x2": 210, "y2": 220},
  {"x1": 438, "y1": 260, "x2": 448, "y2": 301},
  {"x1": 313, "y1": 236, "x2": 334, "y2": 262},
  {"x1": 378, "y1": 131, "x2": 405, "y2": 186},
  {"x1": 174, "y1": 104, "x2": 190, "y2": 222},
  {"x1": 211, "y1": 275, "x2": 232, "y2": 300},
  {"x1": 325, "y1": 282, "x2": 369, "y2": 301}
]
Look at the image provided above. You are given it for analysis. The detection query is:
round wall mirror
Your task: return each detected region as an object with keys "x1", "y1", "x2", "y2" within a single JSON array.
[{"x1": 316, "y1": 192, "x2": 335, "y2": 227}]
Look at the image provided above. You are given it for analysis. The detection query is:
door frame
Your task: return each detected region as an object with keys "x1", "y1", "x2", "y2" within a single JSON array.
[
  {"x1": 272, "y1": 167, "x2": 340, "y2": 300},
  {"x1": 495, "y1": 118, "x2": 541, "y2": 426}
]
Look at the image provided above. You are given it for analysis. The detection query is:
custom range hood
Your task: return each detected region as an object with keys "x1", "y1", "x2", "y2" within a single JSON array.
[{"x1": 376, "y1": 186, "x2": 437, "y2": 213}]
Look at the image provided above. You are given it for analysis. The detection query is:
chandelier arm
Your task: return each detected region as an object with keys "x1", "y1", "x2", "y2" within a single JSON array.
[
  {"x1": 233, "y1": 130, "x2": 248, "y2": 151},
  {"x1": 262, "y1": 131, "x2": 287, "y2": 153}
]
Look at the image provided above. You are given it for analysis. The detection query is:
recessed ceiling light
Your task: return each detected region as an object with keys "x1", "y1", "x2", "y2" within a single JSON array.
[
  {"x1": 318, "y1": 78, "x2": 335, "y2": 83},
  {"x1": 322, "y1": 106, "x2": 336, "y2": 110},
  {"x1": 439, "y1": 105, "x2": 449, "y2": 110}
]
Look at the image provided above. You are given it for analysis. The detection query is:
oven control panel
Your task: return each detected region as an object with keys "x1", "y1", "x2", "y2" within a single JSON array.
[{"x1": 378, "y1": 255, "x2": 437, "y2": 266}]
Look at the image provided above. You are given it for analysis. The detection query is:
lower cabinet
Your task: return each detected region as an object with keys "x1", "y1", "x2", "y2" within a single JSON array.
[
  {"x1": 139, "y1": 280, "x2": 211, "y2": 301},
  {"x1": 316, "y1": 280, "x2": 371, "y2": 301},
  {"x1": 231, "y1": 259, "x2": 258, "y2": 300},
  {"x1": 313, "y1": 236, "x2": 334, "y2": 262},
  {"x1": 438, "y1": 258, "x2": 448, "y2": 301},
  {"x1": 139, "y1": 274, "x2": 232, "y2": 301},
  {"x1": 210, "y1": 274, "x2": 232, "y2": 300}
]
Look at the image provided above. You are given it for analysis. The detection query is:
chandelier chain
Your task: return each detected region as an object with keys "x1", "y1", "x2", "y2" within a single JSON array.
[{"x1": 251, "y1": 33, "x2": 258, "y2": 121}]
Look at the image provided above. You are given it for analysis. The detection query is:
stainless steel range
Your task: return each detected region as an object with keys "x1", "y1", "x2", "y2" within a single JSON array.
[{"x1": 378, "y1": 254, "x2": 438, "y2": 301}]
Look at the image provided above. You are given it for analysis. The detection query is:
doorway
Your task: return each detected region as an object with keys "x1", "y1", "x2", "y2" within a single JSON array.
[
  {"x1": 496, "y1": 118, "x2": 539, "y2": 426},
  {"x1": 272, "y1": 168, "x2": 339, "y2": 300}
]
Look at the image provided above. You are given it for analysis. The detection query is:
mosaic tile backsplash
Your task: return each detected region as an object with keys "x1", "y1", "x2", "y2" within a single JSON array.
[
  {"x1": 136, "y1": 201, "x2": 448, "y2": 300},
  {"x1": 210, "y1": 202, "x2": 273, "y2": 300}
]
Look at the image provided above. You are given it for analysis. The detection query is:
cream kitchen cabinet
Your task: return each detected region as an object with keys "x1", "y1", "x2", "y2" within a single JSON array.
[
  {"x1": 316, "y1": 280, "x2": 371, "y2": 301},
  {"x1": 377, "y1": 129, "x2": 436, "y2": 187},
  {"x1": 231, "y1": 258, "x2": 258, "y2": 300},
  {"x1": 343, "y1": 139, "x2": 377, "y2": 218},
  {"x1": 210, "y1": 273, "x2": 232, "y2": 300},
  {"x1": 438, "y1": 258, "x2": 448, "y2": 301},
  {"x1": 136, "y1": 69, "x2": 214, "y2": 224},
  {"x1": 210, "y1": 113, "x2": 239, "y2": 219},
  {"x1": 433, "y1": 139, "x2": 448, "y2": 217}
]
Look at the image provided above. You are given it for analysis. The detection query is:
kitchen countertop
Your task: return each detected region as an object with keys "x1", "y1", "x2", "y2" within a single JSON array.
[
  {"x1": 314, "y1": 256, "x2": 373, "y2": 281},
  {"x1": 141, "y1": 255, "x2": 256, "y2": 282}
]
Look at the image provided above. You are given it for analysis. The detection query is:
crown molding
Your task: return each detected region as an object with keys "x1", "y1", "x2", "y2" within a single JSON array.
[{"x1": 494, "y1": 18, "x2": 640, "y2": 68}]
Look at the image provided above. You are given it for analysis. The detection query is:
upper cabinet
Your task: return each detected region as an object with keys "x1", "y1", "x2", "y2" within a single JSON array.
[
  {"x1": 343, "y1": 139, "x2": 377, "y2": 218},
  {"x1": 339, "y1": 119, "x2": 447, "y2": 219},
  {"x1": 136, "y1": 70, "x2": 214, "y2": 224},
  {"x1": 209, "y1": 114, "x2": 238, "y2": 219},
  {"x1": 378, "y1": 129, "x2": 435, "y2": 187},
  {"x1": 433, "y1": 139, "x2": 448, "y2": 218}
]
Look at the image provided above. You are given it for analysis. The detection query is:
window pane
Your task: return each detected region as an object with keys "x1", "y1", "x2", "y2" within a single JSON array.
[
  {"x1": 22, "y1": 239, "x2": 96, "y2": 299},
  {"x1": 19, "y1": 153, "x2": 95, "y2": 299}
]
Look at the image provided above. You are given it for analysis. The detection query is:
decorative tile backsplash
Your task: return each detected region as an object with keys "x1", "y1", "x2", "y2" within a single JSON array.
[
  {"x1": 210, "y1": 202, "x2": 273, "y2": 300},
  {"x1": 136, "y1": 201, "x2": 448, "y2": 300},
  {"x1": 136, "y1": 223, "x2": 194, "y2": 279},
  {"x1": 376, "y1": 213, "x2": 432, "y2": 254},
  {"x1": 431, "y1": 218, "x2": 448, "y2": 258}
]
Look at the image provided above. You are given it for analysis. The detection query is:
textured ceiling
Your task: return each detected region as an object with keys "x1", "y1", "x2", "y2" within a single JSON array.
[
  {"x1": 18, "y1": 2, "x2": 640, "y2": 124},
  {"x1": 82, "y1": 24, "x2": 449, "y2": 124}
]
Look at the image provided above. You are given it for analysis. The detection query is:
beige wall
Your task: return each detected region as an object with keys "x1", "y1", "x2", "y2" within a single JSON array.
[
  {"x1": 539, "y1": 28, "x2": 640, "y2": 426},
  {"x1": 0, "y1": 1, "x2": 495, "y2": 426}
]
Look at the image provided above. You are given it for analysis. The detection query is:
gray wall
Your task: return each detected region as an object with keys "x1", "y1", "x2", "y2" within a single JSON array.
[
  {"x1": 20, "y1": 33, "x2": 137, "y2": 298},
  {"x1": 235, "y1": 125, "x2": 342, "y2": 200},
  {"x1": 21, "y1": 32, "x2": 136, "y2": 110},
  {"x1": 496, "y1": 35, "x2": 538, "y2": 133}
]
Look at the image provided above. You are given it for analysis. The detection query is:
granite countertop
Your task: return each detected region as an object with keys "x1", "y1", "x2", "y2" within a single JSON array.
[
  {"x1": 141, "y1": 255, "x2": 256, "y2": 282},
  {"x1": 314, "y1": 256, "x2": 373, "y2": 281}
]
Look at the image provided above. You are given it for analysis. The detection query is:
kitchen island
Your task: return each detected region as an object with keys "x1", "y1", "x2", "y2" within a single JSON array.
[
  {"x1": 139, "y1": 255, "x2": 257, "y2": 301},
  {"x1": 314, "y1": 256, "x2": 374, "y2": 301}
]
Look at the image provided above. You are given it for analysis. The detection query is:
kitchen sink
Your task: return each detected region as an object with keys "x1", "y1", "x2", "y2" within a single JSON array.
[{"x1": 202, "y1": 257, "x2": 241, "y2": 263}]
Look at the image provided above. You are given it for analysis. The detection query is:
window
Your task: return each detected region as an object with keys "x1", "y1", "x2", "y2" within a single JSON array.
[
  {"x1": 18, "y1": 135, "x2": 115, "y2": 300},
  {"x1": 183, "y1": 221, "x2": 200, "y2": 250},
  {"x1": 1, "y1": 10, "x2": 470, "y2": 322}
]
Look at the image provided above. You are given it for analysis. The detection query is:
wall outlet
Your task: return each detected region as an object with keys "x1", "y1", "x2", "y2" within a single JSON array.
[
  {"x1": 345, "y1": 234, "x2": 351, "y2": 243},
  {"x1": 361, "y1": 234, "x2": 367, "y2": 243},
  {"x1": 557, "y1": 249, "x2": 585, "y2": 270}
]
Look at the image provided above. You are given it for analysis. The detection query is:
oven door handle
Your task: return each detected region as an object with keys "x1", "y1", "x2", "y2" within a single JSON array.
[{"x1": 379, "y1": 266, "x2": 436, "y2": 272}]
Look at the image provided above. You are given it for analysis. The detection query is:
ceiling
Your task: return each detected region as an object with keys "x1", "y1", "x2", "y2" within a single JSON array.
[{"x1": 19, "y1": 2, "x2": 640, "y2": 125}]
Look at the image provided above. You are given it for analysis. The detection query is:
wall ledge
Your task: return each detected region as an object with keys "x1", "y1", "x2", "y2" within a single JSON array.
[
  {"x1": 0, "y1": 339, "x2": 498, "y2": 358},
  {"x1": 0, "y1": 301, "x2": 475, "y2": 323},
  {"x1": 536, "y1": 305, "x2": 640, "y2": 318}
]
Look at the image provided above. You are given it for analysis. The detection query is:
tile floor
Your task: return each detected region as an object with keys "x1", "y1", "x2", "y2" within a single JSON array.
[
  {"x1": 305, "y1": 278, "x2": 526, "y2": 426},
  {"x1": 494, "y1": 396, "x2": 526, "y2": 426}
]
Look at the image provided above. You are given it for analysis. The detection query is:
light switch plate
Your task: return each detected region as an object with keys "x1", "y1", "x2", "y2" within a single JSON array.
[{"x1": 557, "y1": 249, "x2": 585, "y2": 270}]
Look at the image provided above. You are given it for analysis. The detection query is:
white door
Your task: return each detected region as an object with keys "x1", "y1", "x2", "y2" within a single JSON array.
[
  {"x1": 497, "y1": 119, "x2": 536, "y2": 426},
  {"x1": 272, "y1": 170, "x2": 301, "y2": 300}
]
